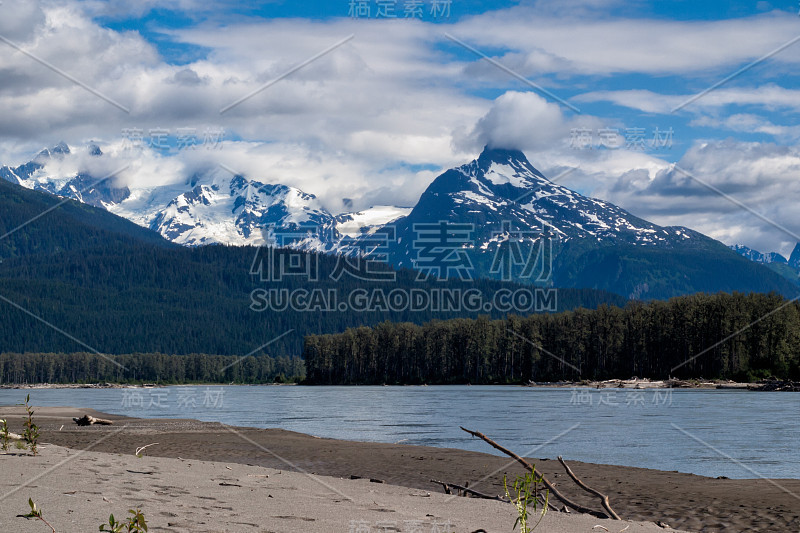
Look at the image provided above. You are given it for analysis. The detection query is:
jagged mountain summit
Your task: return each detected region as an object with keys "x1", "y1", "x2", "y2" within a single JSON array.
[
  {"x1": 1, "y1": 143, "x2": 797, "y2": 299},
  {"x1": 370, "y1": 146, "x2": 797, "y2": 298},
  {"x1": 0, "y1": 142, "x2": 131, "y2": 208},
  {"x1": 145, "y1": 176, "x2": 335, "y2": 247},
  {"x1": 379, "y1": 147, "x2": 697, "y2": 273},
  {"x1": 0, "y1": 143, "x2": 409, "y2": 248},
  {"x1": 730, "y1": 244, "x2": 789, "y2": 265},
  {"x1": 731, "y1": 243, "x2": 800, "y2": 285}
]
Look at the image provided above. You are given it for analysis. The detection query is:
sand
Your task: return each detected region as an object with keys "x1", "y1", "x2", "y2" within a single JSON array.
[
  {"x1": 1, "y1": 444, "x2": 692, "y2": 533},
  {"x1": 2, "y1": 406, "x2": 798, "y2": 532}
]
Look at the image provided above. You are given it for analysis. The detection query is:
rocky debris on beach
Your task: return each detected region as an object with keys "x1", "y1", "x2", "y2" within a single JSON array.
[
  {"x1": 527, "y1": 377, "x2": 800, "y2": 391},
  {"x1": 0, "y1": 383, "x2": 125, "y2": 389},
  {"x1": 73, "y1": 414, "x2": 114, "y2": 426},
  {"x1": 749, "y1": 379, "x2": 800, "y2": 392}
]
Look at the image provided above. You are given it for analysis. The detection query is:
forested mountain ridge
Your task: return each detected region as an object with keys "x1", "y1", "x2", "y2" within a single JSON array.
[
  {"x1": 0, "y1": 178, "x2": 625, "y2": 358},
  {"x1": 0, "y1": 176, "x2": 172, "y2": 258}
]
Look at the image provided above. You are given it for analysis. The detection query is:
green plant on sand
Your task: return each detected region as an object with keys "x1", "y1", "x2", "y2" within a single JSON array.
[
  {"x1": 22, "y1": 394, "x2": 40, "y2": 455},
  {"x1": 19, "y1": 498, "x2": 56, "y2": 533},
  {"x1": 99, "y1": 509, "x2": 148, "y2": 532},
  {"x1": 1, "y1": 418, "x2": 9, "y2": 451},
  {"x1": 503, "y1": 470, "x2": 548, "y2": 533},
  {"x1": 18, "y1": 498, "x2": 148, "y2": 533}
]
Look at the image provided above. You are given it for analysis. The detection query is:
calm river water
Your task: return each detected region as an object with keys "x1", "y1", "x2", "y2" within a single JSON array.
[{"x1": 1, "y1": 386, "x2": 797, "y2": 479}]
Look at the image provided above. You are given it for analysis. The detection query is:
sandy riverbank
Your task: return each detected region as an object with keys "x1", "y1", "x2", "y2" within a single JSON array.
[
  {"x1": 1, "y1": 443, "x2": 693, "y2": 533},
  {"x1": 1, "y1": 406, "x2": 798, "y2": 532}
]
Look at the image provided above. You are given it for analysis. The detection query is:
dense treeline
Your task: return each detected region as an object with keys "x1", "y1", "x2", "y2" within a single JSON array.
[
  {"x1": 304, "y1": 292, "x2": 800, "y2": 384},
  {"x1": 0, "y1": 352, "x2": 305, "y2": 384}
]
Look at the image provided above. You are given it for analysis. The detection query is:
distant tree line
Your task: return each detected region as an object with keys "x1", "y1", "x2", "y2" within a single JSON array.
[
  {"x1": 303, "y1": 292, "x2": 800, "y2": 384},
  {"x1": 0, "y1": 352, "x2": 305, "y2": 385}
]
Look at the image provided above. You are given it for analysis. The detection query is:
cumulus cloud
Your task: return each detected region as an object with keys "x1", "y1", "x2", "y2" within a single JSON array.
[
  {"x1": 570, "y1": 140, "x2": 800, "y2": 256},
  {"x1": 1, "y1": 0, "x2": 799, "y2": 256},
  {"x1": 0, "y1": 3, "x2": 484, "y2": 210},
  {"x1": 455, "y1": 91, "x2": 604, "y2": 153},
  {"x1": 0, "y1": 1, "x2": 47, "y2": 41},
  {"x1": 575, "y1": 86, "x2": 800, "y2": 115},
  {"x1": 691, "y1": 114, "x2": 800, "y2": 142},
  {"x1": 451, "y1": 7, "x2": 800, "y2": 77}
]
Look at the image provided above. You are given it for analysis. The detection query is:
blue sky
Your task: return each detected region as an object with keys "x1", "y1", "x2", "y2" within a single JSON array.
[
  {"x1": 93, "y1": 0, "x2": 800, "y2": 160},
  {"x1": 0, "y1": 0, "x2": 799, "y2": 254}
]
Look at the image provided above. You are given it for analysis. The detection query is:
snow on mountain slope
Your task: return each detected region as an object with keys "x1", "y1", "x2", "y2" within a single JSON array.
[
  {"x1": 2, "y1": 144, "x2": 340, "y2": 248},
  {"x1": 0, "y1": 143, "x2": 701, "y2": 255},
  {"x1": 143, "y1": 174, "x2": 336, "y2": 247},
  {"x1": 335, "y1": 206, "x2": 412, "y2": 238},
  {"x1": 3, "y1": 142, "x2": 797, "y2": 298},
  {"x1": 376, "y1": 146, "x2": 699, "y2": 273},
  {"x1": 730, "y1": 244, "x2": 788, "y2": 265}
]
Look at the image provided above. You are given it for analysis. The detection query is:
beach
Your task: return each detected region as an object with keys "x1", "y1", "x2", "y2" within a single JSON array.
[{"x1": 2, "y1": 406, "x2": 798, "y2": 532}]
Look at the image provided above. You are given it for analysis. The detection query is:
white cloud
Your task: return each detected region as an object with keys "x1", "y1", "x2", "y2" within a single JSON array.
[
  {"x1": 0, "y1": 4, "x2": 487, "y2": 210},
  {"x1": 1, "y1": 0, "x2": 799, "y2": 257},
  {"x1": 450, "y1": 7, "x2": 800, "y2": 76},
  {"x1": 455, "y1": 91, "x2": 608, "y2": 154},
  {"x1": 691, "y1": 114, "x2": 800, "y2": 141},
  {"x1": 567, "y1": 140, "x2": 800, "y2": 256},
  {"x1": 575, "y1": 86, "x2": 800, "y2": 114}
]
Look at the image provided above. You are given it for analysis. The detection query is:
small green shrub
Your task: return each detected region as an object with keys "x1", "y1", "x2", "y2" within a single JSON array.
[
  {"x1": 22, "y1": 394, "x2": 40, "y2": 455},
  {"x1": 20, "y1": 498, "x2": 56, "y2": 532},
  {"x1": 504, "y1": 470, "x2": 548, "y2": 533},
  {"x1": 99, "y1": 509, "x2": 148, "y2": 532},
  {"x1": 1, "y1": 418, "x2": 9, "y2": 451},
  {"x1": 20, "y1": 499, "x2": 149, "y2": 533}
]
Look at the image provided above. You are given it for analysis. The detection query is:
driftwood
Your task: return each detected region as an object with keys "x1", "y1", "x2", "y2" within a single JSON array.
[
  {"x1": 73, "y1": 415, "x2": 114, "y2": 426},
  {"x1": 557, "y1": 456, "x2": 621, "y2": 520},
  {"x1": 430, "y1": 479, "x2": 507, "y2": 501},
  {"x1": 460, "y1": 427, "x2": 620, "y2": 520},
  {"x1": 430, "y1": 478, "x2": 558, "y2": 512}
]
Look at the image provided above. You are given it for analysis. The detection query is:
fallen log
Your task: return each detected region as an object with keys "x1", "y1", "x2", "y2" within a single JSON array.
[
  {"x1": 73, "y1": 415, "x2": 114, "y2": 426},
  {"x1": 460, "y1": 426, "x2": 618, "y2": 520}
]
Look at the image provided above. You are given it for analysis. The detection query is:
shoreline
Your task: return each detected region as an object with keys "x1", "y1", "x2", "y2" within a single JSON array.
[
  {"x1": 2, "y1": 378, "x2": 799, "y2": 391},
  {"x1": 1, "y1": 405, "x2": 798, "y2": 532}
]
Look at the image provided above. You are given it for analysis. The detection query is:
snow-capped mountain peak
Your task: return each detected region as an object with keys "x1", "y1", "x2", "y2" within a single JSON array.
[
  {"x1": 403, "y1": 145, "x2": 690, "y2": 250},
  {"x1": 148, "y1": 174, "x2": 336, "y2": 246},
  {"x1": 3, "y1": 142, "x2": 797, "y2": 298}
]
